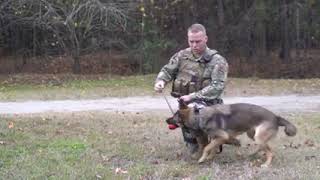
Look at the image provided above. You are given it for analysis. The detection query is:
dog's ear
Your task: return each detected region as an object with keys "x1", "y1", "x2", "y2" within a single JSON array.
[
  {"x1": 178, "y1": 99, "x2": 188, "y2": 110},
  {"x1": 178, "y1": 108, "x2": 189, "y2": 123}
]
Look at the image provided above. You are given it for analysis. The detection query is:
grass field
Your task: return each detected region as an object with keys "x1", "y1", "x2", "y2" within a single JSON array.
[
  {"x1": 0, "y1": 111, "x2": 319, "y2": 179},
  {"x1": 0, "y1": 74, "x2": 320, "y2": 101},
  {"x1": 0, "y1": 74, "x2": 319, "y2": 179}
]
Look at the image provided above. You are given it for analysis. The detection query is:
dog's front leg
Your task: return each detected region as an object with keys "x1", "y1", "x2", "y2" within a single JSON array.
[
  {"x1": 198, "y1": 138, "x2": 225, "y2": 163},
  {"x1": 191, "y1": 135, "x2": 208, "y2": 159}
]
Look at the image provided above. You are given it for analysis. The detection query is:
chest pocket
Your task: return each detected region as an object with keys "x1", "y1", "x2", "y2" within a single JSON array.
[
  {"x1": 177, "y1": 59, "x2": 205, "y2": 84},
  {"x1": 171, "y1": 58, "x2": 207, "y2": 97}
]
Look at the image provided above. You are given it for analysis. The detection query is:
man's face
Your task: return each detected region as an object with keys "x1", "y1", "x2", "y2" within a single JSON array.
[{"x1": 188, "y1": 31, "x2": 208, "y2": 56}]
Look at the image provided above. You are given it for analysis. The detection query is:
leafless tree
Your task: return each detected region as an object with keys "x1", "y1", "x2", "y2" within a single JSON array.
[{"x1": 0, "y1": 0, "x2": 128, "y2": 73}]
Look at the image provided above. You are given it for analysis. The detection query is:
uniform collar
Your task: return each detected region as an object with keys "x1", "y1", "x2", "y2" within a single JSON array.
[{"x1": 195, "y1": 47, "x2": 215, "y2": 63}]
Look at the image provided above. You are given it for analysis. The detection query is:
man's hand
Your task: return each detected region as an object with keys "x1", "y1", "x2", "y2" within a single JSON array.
[
  {"x1": 154, "y1": 80, "x2": 165, "y2": 93},
  {"x1": 179, "y1": 95, "x2": 192, "y2": 103}
]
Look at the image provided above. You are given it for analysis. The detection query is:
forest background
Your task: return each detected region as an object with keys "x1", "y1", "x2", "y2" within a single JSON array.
[{"x1": 0, "y1": 0, "x2": 319, "y2": 78}]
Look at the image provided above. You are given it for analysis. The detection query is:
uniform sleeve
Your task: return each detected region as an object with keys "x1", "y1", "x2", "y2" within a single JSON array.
[
  {"x1": 190, "y1": 55, "x2": 228, "y2": 100},
  {"x1": 155, "y1": 52, "x2": 180, "y2": 83}
]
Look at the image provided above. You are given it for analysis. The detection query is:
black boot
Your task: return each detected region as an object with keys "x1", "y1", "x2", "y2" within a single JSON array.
[{"x1": 181, "y1": 127, "x2": 198, "y2": 154}]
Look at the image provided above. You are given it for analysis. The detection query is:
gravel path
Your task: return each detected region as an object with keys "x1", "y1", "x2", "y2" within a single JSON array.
[{"x1": 0, "y1": 95, "x2": 319, "y2": 114}]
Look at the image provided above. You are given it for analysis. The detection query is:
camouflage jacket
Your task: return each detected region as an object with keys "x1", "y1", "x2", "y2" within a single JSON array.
[{"x1": 156, "y1": 47, "x2": 228, "y2": 101}]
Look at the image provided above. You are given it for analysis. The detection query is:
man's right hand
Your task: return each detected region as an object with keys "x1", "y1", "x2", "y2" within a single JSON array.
[{"x1": 154, "y1": 80, "x2": 165, "y2": 93}]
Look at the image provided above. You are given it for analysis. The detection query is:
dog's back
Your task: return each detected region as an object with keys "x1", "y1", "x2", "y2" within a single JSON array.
[
  {"x1": 200, "y1": 103, "x2": 276, "y2": 131},
  {"x1": 199, "y1": 103, "x2": 298, "y2": 138}
]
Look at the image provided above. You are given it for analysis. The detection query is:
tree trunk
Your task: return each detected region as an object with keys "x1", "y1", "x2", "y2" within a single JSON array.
[
  {"x1": 295, "y1": 0, "x2": 301, "y2": 58},
  {"x1": 72, "y1": 38, "x2": 81, "y2": 74},
  {"x1": 255, "y1": 0, "x2": 267, "y2": 58},
  {"x1": 73, "y1": 53, "x2": 81, "y2": 74},
  {"x1": 217, "y1": 0, "x2": 225, "y2": 27},
  {"x1": 279, "y1": 0, "x2": 290, "y2": 62}
]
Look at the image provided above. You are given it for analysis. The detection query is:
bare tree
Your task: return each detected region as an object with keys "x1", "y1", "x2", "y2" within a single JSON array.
[
  {"x1": 40, "y1": 0, "x2": 128, "y2": 73},
  {"x1": 0, "y1": 0, "x2": 128, "y2": 73}
]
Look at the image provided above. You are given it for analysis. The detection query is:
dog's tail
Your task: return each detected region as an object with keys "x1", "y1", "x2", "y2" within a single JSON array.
[{"x1": 277, "y1": 116, "x2": 297, "y2": 136}]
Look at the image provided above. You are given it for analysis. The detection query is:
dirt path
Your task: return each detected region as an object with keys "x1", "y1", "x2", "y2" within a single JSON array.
[{"x1": 0, "y1": 95, "x2": 319, "y2": 114}]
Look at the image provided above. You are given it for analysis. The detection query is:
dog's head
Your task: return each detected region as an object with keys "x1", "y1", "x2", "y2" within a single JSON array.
[{"x1": 166, "y1": 99, "x2": 191, "y2": 127}]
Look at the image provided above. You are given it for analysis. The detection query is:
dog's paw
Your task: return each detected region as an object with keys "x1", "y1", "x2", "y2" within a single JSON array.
[
  {"x1": 260, "y1": 163, "x2": 270, "y2": 168},
  {"x1": 198, "y1": 157, "x2": 206, "y2": 163}
]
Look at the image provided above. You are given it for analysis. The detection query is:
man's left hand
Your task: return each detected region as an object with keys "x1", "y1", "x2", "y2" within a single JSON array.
[{"x1": 180, "y1": 95, "x2": 192, "y2": 103}]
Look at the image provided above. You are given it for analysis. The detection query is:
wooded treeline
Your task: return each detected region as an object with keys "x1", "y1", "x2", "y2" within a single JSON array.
[{"x1": 0, "y1": 0, "x2": 319, "y2": 77}]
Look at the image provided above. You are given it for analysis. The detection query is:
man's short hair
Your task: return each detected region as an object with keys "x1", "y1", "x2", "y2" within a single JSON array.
[{"x1": 187, "y1": 23, "x2": 206, "y2": 35}]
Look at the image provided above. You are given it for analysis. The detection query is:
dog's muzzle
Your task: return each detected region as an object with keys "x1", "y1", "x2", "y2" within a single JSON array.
[{"x1": 166, "y1": 116, "x2": 179, "y2": 130}]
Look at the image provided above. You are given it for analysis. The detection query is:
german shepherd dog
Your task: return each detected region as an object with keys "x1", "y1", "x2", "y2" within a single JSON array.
[{"x1": 166, "y1": 100, "x2": 297, "y2": 167}]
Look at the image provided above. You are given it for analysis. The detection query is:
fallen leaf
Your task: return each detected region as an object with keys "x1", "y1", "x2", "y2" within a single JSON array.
[
  {"x1": 182, "y1": 178, "x2": 191, "y2": 180},
  {"x1": 304, "y1": 139, "x2": 315, "y2": 147},
  {"x1": 101, "y1": 155, "x2": 109, "y2": 162},
  {"x1": 305, "y1": 155, "x2": 316, "y2": 161},
  {"x1": 150, "y1": 146, "x2": 156, "y2": 153},
  {"x1": 8, "y1": 122, "x2": 14, "y2": 129},
  {"x1": 151, "y1": 160, "x2": 160, "y2": 164},
  {"x1": 96, "y1": 174, "x2": 102, "y2": 179},
  {"x1": 115, "y1": 167, "x2": 128, "y2": 174},
  {"x1": 284, "y1": 142, "x2": 301, "y2": 149}
]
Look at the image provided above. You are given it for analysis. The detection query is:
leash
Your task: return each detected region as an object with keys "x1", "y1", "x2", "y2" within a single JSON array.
[{"x1": 163, "y1": 94, "x2": 174, "y2": 115}]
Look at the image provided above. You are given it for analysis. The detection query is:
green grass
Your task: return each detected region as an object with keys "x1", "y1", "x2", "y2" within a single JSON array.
[
  {"x1": 0, "y1": 74, "x2": 320, "y2": 178},
  {"x1": 0, "y1": 111, "x2": 319, "y2": 179},
  {"x1": 0, "y1": 74, "x2": 320, "y2": 101},
  {"x1": 0, "y1": 74, "x2": 156, "y2": 101}
]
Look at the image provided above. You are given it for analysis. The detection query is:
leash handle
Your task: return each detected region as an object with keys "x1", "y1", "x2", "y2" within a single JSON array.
[{"x1": 163, "y1": 95, "x2": 174, "y2": 115}]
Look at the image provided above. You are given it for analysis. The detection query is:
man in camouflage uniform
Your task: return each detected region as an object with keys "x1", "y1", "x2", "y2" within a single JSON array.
[{"x1": 154, "y1": 23, "x2": 229, "y2": 154}]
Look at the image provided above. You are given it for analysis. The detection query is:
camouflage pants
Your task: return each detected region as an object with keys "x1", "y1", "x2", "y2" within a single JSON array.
[{"x1": 182, "y1": 98, "x2": 223, "y2": 154}]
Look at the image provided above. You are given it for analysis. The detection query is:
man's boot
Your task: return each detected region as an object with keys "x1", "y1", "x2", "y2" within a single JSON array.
[{"x1": 181, "y1": 127, "x2": 198, "y2": 155}]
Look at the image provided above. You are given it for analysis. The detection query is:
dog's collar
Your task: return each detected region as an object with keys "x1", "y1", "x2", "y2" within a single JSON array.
[{"x1": 190, "y1": 105, "x2": 203, "y2": 131}]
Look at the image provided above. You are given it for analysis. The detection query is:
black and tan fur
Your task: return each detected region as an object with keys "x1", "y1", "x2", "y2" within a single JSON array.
[{"x1": 167, "y1": 101, "x2": 297, "y2": 167}]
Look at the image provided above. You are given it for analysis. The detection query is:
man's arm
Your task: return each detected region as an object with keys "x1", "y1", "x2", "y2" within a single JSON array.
[{"x1": 155, "y1": 52, "x2": 180, "y2": 83}]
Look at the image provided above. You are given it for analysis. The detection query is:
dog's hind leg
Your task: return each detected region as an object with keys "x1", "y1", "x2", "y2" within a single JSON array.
[
  {"x1": 253, "y1": 123, "x2": 277, "y2": 167},
  {"x1": 191, "y1": 135, "x2": 209, "y2": 159},
  {"x1": 261, "y1": 144, "x2": 273, "y2": 168}
]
